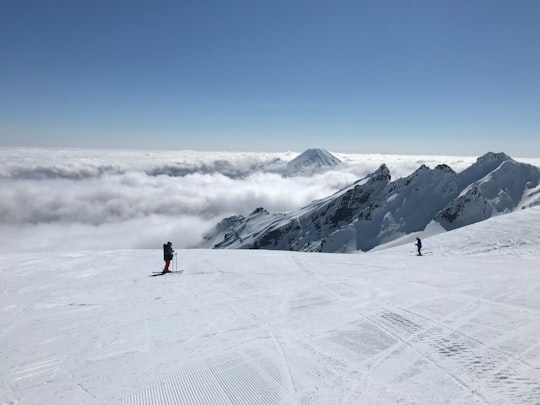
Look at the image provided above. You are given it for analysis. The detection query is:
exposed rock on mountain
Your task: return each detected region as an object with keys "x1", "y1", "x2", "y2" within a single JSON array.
[{"x1": 203, "y1": 152, "x2": 540, "y2": 252}]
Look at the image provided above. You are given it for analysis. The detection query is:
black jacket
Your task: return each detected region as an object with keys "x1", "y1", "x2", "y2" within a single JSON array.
[{"x1": 163, "y1": 244, "x2": 174, "y2": 261}]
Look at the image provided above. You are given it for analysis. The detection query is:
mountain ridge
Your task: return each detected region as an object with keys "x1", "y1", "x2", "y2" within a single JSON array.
[{"x1": 202, "y1": 152, "x2": 540, "y2": 252}]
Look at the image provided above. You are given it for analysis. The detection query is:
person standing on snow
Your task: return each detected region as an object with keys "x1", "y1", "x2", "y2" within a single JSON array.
[
  {"x1": 415, "y1": 238, "x2": 422, "y2": 256},
  {"x1": 163, "y1": 241, "x2": 175, "y2": 273}
]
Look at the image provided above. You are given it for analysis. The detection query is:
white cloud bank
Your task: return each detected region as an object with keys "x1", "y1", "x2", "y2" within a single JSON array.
[{"x1": 1, "y1": 147, "x2": 537, "y2": 253}]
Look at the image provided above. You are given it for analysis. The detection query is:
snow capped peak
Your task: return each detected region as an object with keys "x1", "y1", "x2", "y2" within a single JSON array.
[
  {"x1": 371, "y1": 163, "x2": 391, "y2": 182},
  {"x1": 436, "y1": 156, "x2": 540, "y2": 230},
  {"x1": 468, "y1": 151, "x2": 513, "y2": 177},
  {"x1": 458, "y1": 152, "x2": 513, "y2": 188},
  {"x1": 435, "y1": 163, "x2": 455, "y2": 173},
  {"x1": 476, "y1": 151, "x2": 512, "y2": 165},
  {"x1": 285, "y1": 148, "x2": 342, "y2": 175},
  {"x1": 294, "y1": 148, "x2": 339, "y2": 162},
  {"x1": 249, "y1": 207, "x2": 269, "y2": 217}
]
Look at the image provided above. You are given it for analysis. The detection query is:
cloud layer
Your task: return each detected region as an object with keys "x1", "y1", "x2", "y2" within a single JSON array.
[{"x1": 2, "y1": 147, "x2": 535, "y2": 253}]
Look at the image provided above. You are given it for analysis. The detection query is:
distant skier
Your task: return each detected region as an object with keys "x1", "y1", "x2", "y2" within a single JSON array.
[
  {"x1": 415, "y1": 238, "x2": 422, "y2": 256},
  {"x1": 163, "y1": 241, "x2": 175, "y2": 273}
]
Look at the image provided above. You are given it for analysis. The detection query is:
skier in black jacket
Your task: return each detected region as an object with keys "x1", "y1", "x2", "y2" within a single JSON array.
[
  {"x1": 415, "y1": 238, "x2": 422, "y2": 256},
  {"x1": 163, "y1": 241, "x2": 175, "y2": 273}
]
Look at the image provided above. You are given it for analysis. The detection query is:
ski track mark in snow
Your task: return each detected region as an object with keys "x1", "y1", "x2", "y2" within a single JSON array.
[
  {"x1": 374, "y1": 309, "x2": 540, "y2": 405},
  {"x1": 292, "y1": 259, "x2": 488, "y2": 405},
  {"x1": 403, "y1": 292, "x2": 540, "y2": 404},
  {"x1": 88, "y1": 335, "x2": 149, "y2": 362},
  {"x1": 11, "y1": 357, "x2": 64, "y2": 382},
  {"x1": 365, "y1": 311, "x2": 487, "y2": 403}
]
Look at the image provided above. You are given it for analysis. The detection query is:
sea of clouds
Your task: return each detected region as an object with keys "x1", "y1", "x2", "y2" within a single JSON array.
[{"x1": 2, "y1": 147, "x2": 537, "y2": 253}]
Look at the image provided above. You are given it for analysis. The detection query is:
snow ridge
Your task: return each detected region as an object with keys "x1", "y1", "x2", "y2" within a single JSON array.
[{"x1": 203, "y1": 152, "x2": 540, "y2": 252}]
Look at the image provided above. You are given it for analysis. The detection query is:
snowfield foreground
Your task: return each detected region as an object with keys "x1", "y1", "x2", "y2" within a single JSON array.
[{"x1": 2, "y1": 208, "x2": 540, "y2": 404}]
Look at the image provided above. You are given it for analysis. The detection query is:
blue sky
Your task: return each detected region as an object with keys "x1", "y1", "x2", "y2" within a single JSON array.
[{"x1": 1, "y1": 0, "x2": 539, "y2": 156}]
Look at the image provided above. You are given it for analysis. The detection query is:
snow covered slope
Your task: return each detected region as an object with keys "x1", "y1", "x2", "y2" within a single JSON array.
[
  {"x1": 204, "y1": 152, "x2": 540, "y2": 252},
  {"x1": 2, "y1": 207, "x2": 540, "y2": 404}
]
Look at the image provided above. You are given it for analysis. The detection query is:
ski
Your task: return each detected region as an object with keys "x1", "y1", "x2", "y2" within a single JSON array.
[{"x1": 150, "y1": 270, "x2": 183, "y2": 277}]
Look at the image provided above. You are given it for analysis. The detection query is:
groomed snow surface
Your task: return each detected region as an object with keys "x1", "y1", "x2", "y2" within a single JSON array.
[{"x1": 2, "y1": 207, "x2": 540, "y2": 405}]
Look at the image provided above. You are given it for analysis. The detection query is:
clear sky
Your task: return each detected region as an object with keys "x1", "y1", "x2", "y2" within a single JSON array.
[{"x1": 1, "y1": 0, "x2": 539, "y2": 156}]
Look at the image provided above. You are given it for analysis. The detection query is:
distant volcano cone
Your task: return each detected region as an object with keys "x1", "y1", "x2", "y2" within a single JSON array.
[{"x1": 286, "y1": 148, "x2": 342, "y2": 175}]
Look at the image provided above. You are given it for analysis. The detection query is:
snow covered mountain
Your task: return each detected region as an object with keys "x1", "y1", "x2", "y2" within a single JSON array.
[
  {"x1": 203, "y1": 152, "x2": 540, "y2": 252},
  {"x1": 284, "y1": 148, "x2": 342, "y2": 176},
  {"x1": 437, "y1": 153, "x2": 540, "y2": 229}
]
